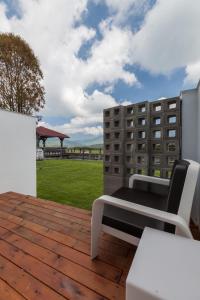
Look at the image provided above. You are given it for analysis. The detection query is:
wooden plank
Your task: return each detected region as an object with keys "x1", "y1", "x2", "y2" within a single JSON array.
[
  {"x1": 0, "y1": 278, "x2": 26, "y2": 300},
  {"x1": 21, "y1": 202, "x2": 91, "y2": 226},
  {"x1": 20, "y1": 201, "x2": 133, "y2": 246},
  {"x1": 0, "y1": 222, "x2": 122, "y2": 284},
  {"x1": 15, "y1": 205, "x2": 91, "y2": 235},
  {"x1": 0, "y1": 209, "x2": 76, "y2": 246},
  {"x1": 29, "y1": 194, "x2": 91, "y2": 216},
  {"x1": 0, "y1": 201, "x2": 129, "y2": 257},
  {"x1": 0, "y1": 196, "x2": 91, "y2": 228},
  {"x1": 0, "y1": 193, "x2": 132, "y2": 248},
  {"x1": 0, "y1": 210, "x2": 130, "y2": 270},
  {"x1": 1, "y1": 195, "x2": 131, "y2": 248},
  {"x1": 0, "y1": 215, "x2": 126, "y2": 281},
  {"x1": 118, "y1": 249, "x2": 136, "y2": 286},
  {"x1": 1, "y1": 192, "x2": 91, "y2": 218},
  {"x1": 0, "y1": 193, "x2": 131, "y2": 300},
  {"x1": 0, "y1": 195, "x2": 131, "y2": 254},
  {"x1": 0, "y1": 201, "x2": 79, "y2": 235},
  {"x1": 0, "y1": 225, "x2": 125, "y2": 292},
  {"x1": 190, "y1": 220, "x2": 200, "y2": 240},
  {"x1": 0, "y1": 210, "x2": 131, "y2": 269},
  {"x1": 0, "y1": 254, "x2": 66, "y2": 300},
  {"x1": 0, "y1": 196, "x2": 129, "y2": 250},
  {"x1": 3, "y1": 224, "x2": 122, "y2": 283},
  {"x1": 0, "y1": 239, "x2": 109, "y2": 300},
  {"x1": 3, "y1": 230, "x2": 124, "y2": 300},
  {"x1": 0, "y1": 198, "x2": 90, "y2": 234}
]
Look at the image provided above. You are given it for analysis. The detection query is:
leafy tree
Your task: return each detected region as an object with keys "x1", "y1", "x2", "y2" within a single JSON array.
[{"x1": 0, "y1": 33, "x2": 45, "y2": 115}]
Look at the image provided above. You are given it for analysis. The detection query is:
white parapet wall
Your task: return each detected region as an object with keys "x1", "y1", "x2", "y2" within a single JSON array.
[
  {"x1": 181, "y1": 80, "x2": 200, "y2": 229},
  {"x1": 0, "y1": 109, "x2": 36, "y2": 196}
]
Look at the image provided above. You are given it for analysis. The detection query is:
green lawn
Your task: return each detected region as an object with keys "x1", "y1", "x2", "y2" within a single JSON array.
[{"x1": 37, "y1": 159, "x2": 103, "y2": 210}]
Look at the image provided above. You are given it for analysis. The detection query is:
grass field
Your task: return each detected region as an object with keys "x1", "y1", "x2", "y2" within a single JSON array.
[{"x1": 37, "y1": 159, "x2": 103, "y2": 210}]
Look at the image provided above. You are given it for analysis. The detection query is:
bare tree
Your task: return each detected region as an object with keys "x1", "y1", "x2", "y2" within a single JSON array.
[{"x1": 0, "y1": 33, "x2": 45, "y2": 115}]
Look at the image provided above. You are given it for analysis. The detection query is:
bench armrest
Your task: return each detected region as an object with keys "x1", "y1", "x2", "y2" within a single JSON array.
[
  {"x1": 92, "y1": 195, "x2": 192, "y2": 239},
  {"x1": 129, "y1": 174, "x2": 170, "y2": 188}
]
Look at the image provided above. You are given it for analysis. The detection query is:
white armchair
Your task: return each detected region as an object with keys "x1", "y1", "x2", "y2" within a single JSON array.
[{"x1": 91, "y1": 160, "x2": 200, "y2": 259}]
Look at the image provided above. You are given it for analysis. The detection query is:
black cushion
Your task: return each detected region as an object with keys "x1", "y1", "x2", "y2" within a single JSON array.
[
  {"x1": 167, "y1": 160, "x2": 189, "y2": 214},
  {"x1": 103, "y1": 181, "x2": 169, "y2": 238},
  {"x1": 103, "y1": 160, "x2": 190, "y2": 238},
  {"x1": 164, "y1": 159, "x2": 189, "y2": 232}
]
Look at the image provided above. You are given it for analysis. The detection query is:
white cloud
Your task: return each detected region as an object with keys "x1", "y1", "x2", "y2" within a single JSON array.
[
  {"x1": 1, "y1": 0, "x2": 200, "y2": 139},
  {"x1": 39, "y1": 89, "x2": 118, "y2": 136},
  {"x1": 38, "y1": 89, "x2": 131, "y2": 137},
  {"x1": 96, "y1": 0, "x2": 150, "y2": 25},
  {"x1": 84, "y1": 21, "x2": 137, "y2": 86},
  {"x1": 40, "y1": 117, "x2": 103, "y2": 137},
  {"x1": 0, "y1": 0, "x2": 139, "y2": 138},
  {"x1": 0, "y1": 3, "x2": 10, "y2": 31},
  {"x1": 40, "y1": 119, "x2": 103, "y2": 136},
  {"x1": 98, "y1": 0, "x2": 200, "y2": 84},
  {"x1": 184, "y1": 62, "x2": 200, "y2": 85},
  {"x1": 131, "y1": 0, "x2": 200, "y2": 81},
  {"x1": 157, "y1": 97, "x2": 166, "y2": 101}
]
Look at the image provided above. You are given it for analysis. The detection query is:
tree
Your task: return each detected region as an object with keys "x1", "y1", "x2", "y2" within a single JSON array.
[{"x1": 0, "y1": 33, "x2": 45, "y2": 115}]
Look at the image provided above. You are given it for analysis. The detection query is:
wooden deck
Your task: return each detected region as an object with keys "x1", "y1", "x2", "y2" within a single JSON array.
[{"x1": 0, "y1": 192, "x2": 135, "y2": 300}]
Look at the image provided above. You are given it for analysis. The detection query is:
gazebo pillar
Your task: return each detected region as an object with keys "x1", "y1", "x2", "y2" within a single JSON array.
[
  {"x1": 60, "y1": 138, "x2": 64, "y2": 148},
  {"x1": 42, "y1": 138, "x2": 47, "y2": 148},
  {"x1": 60, "y1": 138, "x2": 64, "y2": 158},
  {"x1": 36, "y1": 135, "x2": 40, "y2": 148}
]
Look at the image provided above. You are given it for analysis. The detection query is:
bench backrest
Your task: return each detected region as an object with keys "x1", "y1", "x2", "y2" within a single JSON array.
[
  {"x1": 167, "y1": 160, "x2": 190, "y2": 214},
  {"x1": 165, "y1": 160, "x2": 199, "y2": 233}
]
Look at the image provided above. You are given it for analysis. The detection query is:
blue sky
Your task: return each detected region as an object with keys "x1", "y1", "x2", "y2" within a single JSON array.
[
  {"x1": 78, "y1": 0, "x2": 187, "y2": 103},
  {"x1": 0, "y1": 0, "x2": 199, "y2": 144}
]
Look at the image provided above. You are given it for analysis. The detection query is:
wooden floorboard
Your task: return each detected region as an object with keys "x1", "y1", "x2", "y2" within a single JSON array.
[
  {"x1": 3, "y1": 194, "x2": 130, "y2": 247},
  {"x1": 0, "y1": 221, "x2": 122, "y2": 283},
  {"x1": 0, "y1": 192, "x2": 133, "y2": 300},
  {"x1": 0, "y1": 278, "x2": 26, "y2": 300},
  {"x1": 0, "y1": 197, "x2": 130, "y2": 256}
]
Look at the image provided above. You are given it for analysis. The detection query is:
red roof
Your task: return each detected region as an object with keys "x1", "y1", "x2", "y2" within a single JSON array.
[{"x1": 36, "y1": 126, "x2": 69, "y2": 139}]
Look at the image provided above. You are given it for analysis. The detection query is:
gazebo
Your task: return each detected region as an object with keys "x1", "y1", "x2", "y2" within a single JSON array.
[{"x1": 36, "y1": 126, "x2": 69, "y2": 148}]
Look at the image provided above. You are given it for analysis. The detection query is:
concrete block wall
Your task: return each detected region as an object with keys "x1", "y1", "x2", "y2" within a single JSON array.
[
  {"x1": 104, "y1": 97, "x2": 181, "y2": 194},
  {"x1": 149, "y1": 97, "x2": 181, "y2": 179},
  {"x1": 104, "y1": 106, "x2": 126, "y2": 194}
]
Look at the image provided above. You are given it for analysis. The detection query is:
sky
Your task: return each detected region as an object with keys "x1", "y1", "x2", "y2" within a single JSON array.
[{"x1": 0, "y1": 0, "x2": 200, "y2": 144}]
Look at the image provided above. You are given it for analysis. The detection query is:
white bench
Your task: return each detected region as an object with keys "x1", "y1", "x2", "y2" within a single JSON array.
[{"x1": 126, "y1": 227, "x2": 200, "y2": 300}]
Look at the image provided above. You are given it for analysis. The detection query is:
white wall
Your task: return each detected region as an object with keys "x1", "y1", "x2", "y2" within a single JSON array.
[
  {"x1": 181, "y1": 81, "x2": 200, "y2": 228},
  {"x1": 0, "y1": 109, "x2": 36, "y2": 196},
  {"x1": 198, "y1": 83, "x2": 200, "y2": 162},
  {"x1": 181, "y1": 88, "x2": 198, "y2": 160}
]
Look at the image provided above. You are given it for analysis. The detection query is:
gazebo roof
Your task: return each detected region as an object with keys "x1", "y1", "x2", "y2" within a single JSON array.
[{"x1": 36, "y1": 126, "x2": 69, "y2": 139}]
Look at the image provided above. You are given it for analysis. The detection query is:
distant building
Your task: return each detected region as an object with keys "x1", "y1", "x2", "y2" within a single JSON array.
[{"x1": 103, "y1": 97, "x2": 181, "y2": 194}]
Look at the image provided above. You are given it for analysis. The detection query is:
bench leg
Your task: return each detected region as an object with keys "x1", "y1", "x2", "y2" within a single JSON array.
[{"x1": 91, "y1": 200, "x2": 104, "y2": 259}]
